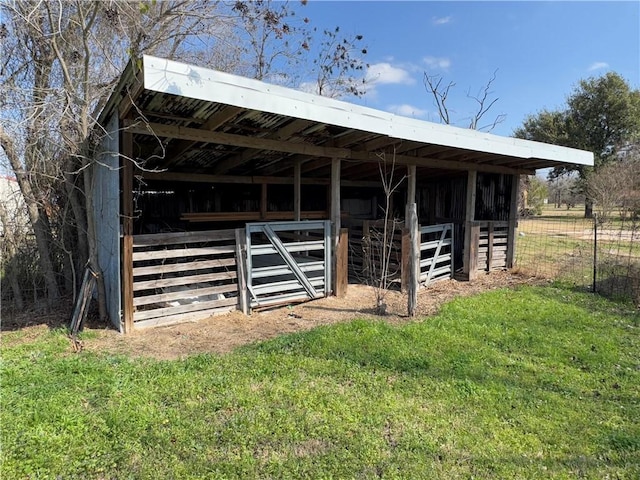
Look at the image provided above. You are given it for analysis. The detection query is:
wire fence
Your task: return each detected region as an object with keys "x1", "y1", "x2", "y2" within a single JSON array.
[{"x1": 515, "y1": 211, "x2": 640, "y2": 306}]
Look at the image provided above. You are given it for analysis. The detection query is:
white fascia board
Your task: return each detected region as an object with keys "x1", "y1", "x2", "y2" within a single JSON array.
[{"x1": 142, "y1": 55, "x2": 593, "y2": 167}]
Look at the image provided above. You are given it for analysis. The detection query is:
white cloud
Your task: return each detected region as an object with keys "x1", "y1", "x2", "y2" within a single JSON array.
[
  {"x1": 588, "y1": 61, "x2": 609, "y2": 71},
  {"x1": 388, "y1": 104, "x2": 428, "y2": 118},
  {"x1": 365, "y1": 63, "x2": 415, "y2": 85},
  {"x1": 298, "y1": 81, "x2": 319, "y2": 95},
  {"x1": 432, "y1": 16, "x2": 452, "y2": 25},
  {"x1": 423, "y1": 56, "x2": 451, "y2": 71}
]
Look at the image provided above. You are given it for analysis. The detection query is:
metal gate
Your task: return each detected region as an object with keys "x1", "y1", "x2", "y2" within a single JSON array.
[
  {"x1": 419, "y1": 223, "x2": 454, "y2": 286},
  {"x1": 245, "y1": 220, "x2": 332, "y2": 309}
]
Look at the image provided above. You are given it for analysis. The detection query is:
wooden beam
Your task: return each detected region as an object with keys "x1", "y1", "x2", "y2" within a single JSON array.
[
  {"x1": 128, "y1": 121, "x2": 530, "y2": 176},
  {"x1": 336, "y1": 228, "x2": 349, "y2": 298},
  {"x1": 118, "y1": 74, "x2": 144, "y2": 120},
  {"x1": 168, "y1": 105, "x2": 244, "y2": 162},
  {"x1": 463, "y1": 170, "x2": 477, "y2": 279},
  {"x1": 140, "y1": 170, "x2": 382, "y2": 188},
  {"x1": 211, "y1": 119, "x2": 314, "y2": 174},
  {"x1": 506, "y1": 174, "x2": 520, "y2": 268},
  {"x1": 350, "y1": 151, "x2": 528, "y2": 176},
  {"x1": 406, "y1": 164, "x2": 417, "y2": 210},
  {"x1": 487, "y1": 223, "x2": 494, "y2": 271},
  {"x1": 330, "y1": 158, "x2": 341, "y2": 294},
  {"x1": 126, "y1": 121, "x2": 352, "y2": 159},
  {"x1": 121, "y1": 131, "x2": 134, "y2": 334},
  {"x1": 406, "y1": 203, "x2": 419, "y2": 316}
]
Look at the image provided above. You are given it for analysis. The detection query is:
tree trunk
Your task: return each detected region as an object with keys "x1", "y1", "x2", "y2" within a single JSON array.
[
  {"x1": 0, "y1": 128, "x2": 61, "y2": 306},
  {"x1": 0, "y1": 202, "x2": 25, "y2": 310},
  {"x1": 585, "y1": 198, "x2": 594, "y2": 218},
  {"x1": 82, "y1": 164, "x2": 108, "y2": 321},
  {"x1": 64, "y1": 171, "x2": 89, "y2": 280}
]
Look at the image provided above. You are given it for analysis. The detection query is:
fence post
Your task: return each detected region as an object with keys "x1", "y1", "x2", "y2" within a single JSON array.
[
  {"x1": 336, "y1": 228, "x2": 349, "y2": 298},
  {"x1": 593, "y1": 214, "x2": 598, "y2": 293},
  {"x1": 407, "y1": 203, "x2": 419, "y2": 317},
  {"x1": 235, "y1": 228, "x2": 249, "y2": 315},
  {"x1": 468, "y1": 223, "x2": 480, "y2": 281}
]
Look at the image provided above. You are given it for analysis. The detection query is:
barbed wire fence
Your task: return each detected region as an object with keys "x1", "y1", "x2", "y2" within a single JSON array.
[{"x1": 515, "y1": 212, "x2": 640, "y2": 306}]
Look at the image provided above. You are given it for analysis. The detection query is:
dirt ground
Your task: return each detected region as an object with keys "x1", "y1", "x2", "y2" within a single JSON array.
[{"x1": 2, "y1": 272, "x2": 548, "y2": 360}]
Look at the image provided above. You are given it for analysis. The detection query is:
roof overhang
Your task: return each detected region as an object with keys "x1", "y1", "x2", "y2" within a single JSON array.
[{"x1": 102, "y1": 55, "x2": 594, "y2": 182}]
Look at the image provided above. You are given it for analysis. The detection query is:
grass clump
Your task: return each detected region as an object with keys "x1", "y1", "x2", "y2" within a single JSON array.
[{"x1": 2, "y1": 286, "x2": 639, "y2": 479}]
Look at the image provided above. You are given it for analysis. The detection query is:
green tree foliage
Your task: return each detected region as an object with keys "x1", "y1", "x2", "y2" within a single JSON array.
[
  {"x1": 528, "y1": 176, "x2": 548, "y2": 216},
  {"x1": 514, "y1": 72, "x2": 640, "y2": 216}
]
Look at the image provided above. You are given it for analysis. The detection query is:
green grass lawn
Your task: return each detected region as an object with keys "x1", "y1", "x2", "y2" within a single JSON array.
[{"x1": 2, "y1": 286, "x2": 639, "y2": 479}]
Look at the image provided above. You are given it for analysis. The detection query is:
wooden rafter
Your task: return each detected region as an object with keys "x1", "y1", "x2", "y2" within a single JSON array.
[{"x1": 127, "y1": 120, "x2": 532, "y2": 175}]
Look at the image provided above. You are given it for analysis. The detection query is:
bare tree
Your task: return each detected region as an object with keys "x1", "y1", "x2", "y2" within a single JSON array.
[
  {"x1": 361, "y1": 151, "x2": 406, "y2": 315},
  {"x1": 423, "y1": 69, "x2": 506, "y2": 132},
  {"x1": 0, "y1": 0, "x2": 372, "y2": 314},
  {"x1": 587, "y1": 149, "x2": 640, "y2": 222},
  {"x1": 312, "y1": 27, "x2": 368, "y2": 98}
]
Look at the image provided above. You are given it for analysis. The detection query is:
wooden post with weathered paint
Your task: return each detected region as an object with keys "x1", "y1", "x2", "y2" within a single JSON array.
[
  {"x1": 336, "y1": 228, "x2": 349, "y2": 298},
  {"x1": 463, "y1": 170, "x2": 478, "y2": 280},
  {"x1": 330, "y1": 157, "x2": 341, "y2": 295},
  {"x1": 121, "y1": 131, "x2": 134, "y2": 334},
  {"x1": 487, "y1": 222, "x2": 495, "y2": 271},
  {"x1": 406, "y1": 203, "x2": 419, "y2": 316}
]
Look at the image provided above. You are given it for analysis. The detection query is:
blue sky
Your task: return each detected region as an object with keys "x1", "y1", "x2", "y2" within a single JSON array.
[{"x1": 303, "y1": 1, "x2": 640, "y2": 137}]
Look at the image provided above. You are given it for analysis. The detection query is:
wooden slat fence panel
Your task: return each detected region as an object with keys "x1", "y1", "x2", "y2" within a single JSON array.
[
  {"x1": 472, "y1": 221, "x2": 509, "y2": 271},
  {"x1": 131, "y1": 229, "x2": 239, "y2": 326}
]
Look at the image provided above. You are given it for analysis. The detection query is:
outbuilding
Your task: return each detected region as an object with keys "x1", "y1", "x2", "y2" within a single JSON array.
[{"x1": 93, "y1": 55, "x2": 593, "y2": 332}]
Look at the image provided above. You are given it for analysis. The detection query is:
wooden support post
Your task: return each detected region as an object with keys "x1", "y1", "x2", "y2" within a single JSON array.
[
  {"x1": 235, "y1": 228, "x2": 249, "y2": 315},
  {"x1": 403, "y1": 165, "x2": 418, "y2": 294},
  {"x1": 468, "y1": 223, "x2": 480, "y2": 280},
  {"x1": 463, "y1": 170, "x2": 478, "y2": 279},
  {"x1": 294, "y1": 161, "x2": 301, "y2": 222},
  {"x1": 260, "y1": 183, "x2": 268, "y2": 220},
  {"x1": 407, "y1": 203, "x2": 419, "y2": 316},
  {"x1": 336, "y1": 228, "x2": 349, "y2": 298},
  {"x1": 487, "y1": 223, "x2": 494, "y2": 271},
  {"x1": 121, "y1": 131, "x2": 134, "y2": 334},
  {"x1": 506, "y1": 174, "x2": 520, "y2": 268},
  {"x1": 330, "y1": 157, "x2": 341, "y2": 294},
  {"x1": 406, "y1": 165, "x2": 416, "y2": 212}
]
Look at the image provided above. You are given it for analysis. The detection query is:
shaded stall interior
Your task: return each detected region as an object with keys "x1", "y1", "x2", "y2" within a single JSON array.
[
  {"x1": 93, "y1": 55, "x2": 592, "y2": 332},
  {"x1": 132, "y1": 170, "x2": 517, "y2": 275}
]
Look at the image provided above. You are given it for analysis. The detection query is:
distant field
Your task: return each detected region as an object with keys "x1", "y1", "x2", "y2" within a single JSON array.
[{"x1": 516, "y1": 205, "x2": 639, "y2": 304}]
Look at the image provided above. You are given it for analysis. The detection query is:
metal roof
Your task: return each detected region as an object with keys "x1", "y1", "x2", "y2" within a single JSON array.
[{"x1": 109, "y1": 55, "x2": 593, "y2": 182}]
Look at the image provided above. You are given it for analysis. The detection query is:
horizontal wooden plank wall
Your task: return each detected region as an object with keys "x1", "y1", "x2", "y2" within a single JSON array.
[
  {"x1": 131, "y1": 229, "x2": 239, "y2": 329},
  {"x1": 471, "y1": 221, "x2": 509, "y2": 272},
  {"x1": 182, "y1": 210, "x2": 328, "y2": 223}
]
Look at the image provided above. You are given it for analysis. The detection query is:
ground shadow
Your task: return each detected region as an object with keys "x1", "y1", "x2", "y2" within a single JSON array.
[{"x1": 0, "y1": 298, "x2": 114, "y2": 332}]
